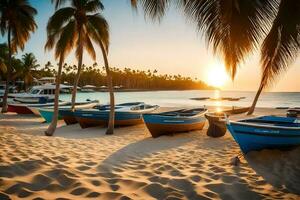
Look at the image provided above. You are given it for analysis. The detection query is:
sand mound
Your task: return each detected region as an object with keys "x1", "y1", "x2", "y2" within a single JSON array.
[{"x1": 0, "y1": 112, "x2": 299, "y2": 199}]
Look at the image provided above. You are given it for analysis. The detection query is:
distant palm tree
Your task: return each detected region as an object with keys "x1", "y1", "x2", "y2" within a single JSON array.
[
  {"x1": 49, "y1": 0, "x2": 114, "y2": 135},
  {"x1": 15, "y1": 53, "x2": 40, "y2": 91},
  {"x1": 132, "y1": 1, "x2": 300, "y2": 114},
  {"x1": 0, "y1": 0, "x2": 37, "y2": 113}
]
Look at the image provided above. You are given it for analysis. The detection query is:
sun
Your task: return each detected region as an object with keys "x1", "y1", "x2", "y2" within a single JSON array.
[{"x1": 205, "y1": 62, "x2": 229, "y2": 88}]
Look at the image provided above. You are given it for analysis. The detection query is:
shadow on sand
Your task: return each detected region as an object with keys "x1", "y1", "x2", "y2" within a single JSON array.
[{"x1": 245, "y1": 147, "x2": 300, "y2": 195}]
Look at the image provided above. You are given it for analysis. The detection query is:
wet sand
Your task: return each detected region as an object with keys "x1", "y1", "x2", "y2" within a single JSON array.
[{"x1": 0, "y1": 107, "x2": 299, "y2": 199}]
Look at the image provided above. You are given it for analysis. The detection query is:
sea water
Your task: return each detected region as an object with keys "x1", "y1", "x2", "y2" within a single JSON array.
[{"x1": 60, "y1": 90, "x2": 300, "y2": 108}]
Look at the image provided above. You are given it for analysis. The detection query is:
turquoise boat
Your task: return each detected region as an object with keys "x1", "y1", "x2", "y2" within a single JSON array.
[
  {"x1": 39, "y1": 100, "x2": 99, "y2": 123},
  {"x1": 39, "y1": 108, "x2": 63, "y2": 123},
  {"x1": 227, "y1": 115, "x2": 300, "y2": 153}
]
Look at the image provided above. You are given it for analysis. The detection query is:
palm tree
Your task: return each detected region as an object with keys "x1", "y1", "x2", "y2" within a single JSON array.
[
  {"x1": 49, "y1": 0, "x2": 114, "y2": 135},
  {"x1": 16, "y1": 53, "x2": 40, "y2": 91},
  {"x1": 132, "y1": 1, "x2": 300, "y2": 114},
  {"x1": 247, "y1": 0, "x2": 300, "y2": 114},
  {"x1": 0, "y1": 0, "x2": 37, "y2": 113},
  {"x1": 44, "y1": 5, "x2": 77, "y2": 136}
]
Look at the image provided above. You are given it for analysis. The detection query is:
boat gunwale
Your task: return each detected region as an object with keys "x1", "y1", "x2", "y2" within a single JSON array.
[
  {"x1": 143, "y1": 108, "x2": 208, "y2": 119},
  {"x1": 228, "y1": 120, "x2": 300, "y2": 130}
]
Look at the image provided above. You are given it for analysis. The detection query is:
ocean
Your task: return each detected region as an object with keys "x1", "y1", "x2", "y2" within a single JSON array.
[{"x1": 60, "y1": 90, "x2": 300, "y2": 108}]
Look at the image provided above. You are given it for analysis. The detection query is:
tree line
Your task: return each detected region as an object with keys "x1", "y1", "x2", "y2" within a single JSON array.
[{"x1": 0, "y1": 49, "x2": 214, "y2": 91}]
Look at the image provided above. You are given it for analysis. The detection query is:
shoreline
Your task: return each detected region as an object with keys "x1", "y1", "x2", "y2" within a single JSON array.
[{"x1": 0, "y1": 107, "x2": 299, "y2": 199}]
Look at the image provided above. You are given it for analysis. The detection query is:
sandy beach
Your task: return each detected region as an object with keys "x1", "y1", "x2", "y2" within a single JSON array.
[{"x1": 0, "y1": 107, "x2": 299, "y2": 200}]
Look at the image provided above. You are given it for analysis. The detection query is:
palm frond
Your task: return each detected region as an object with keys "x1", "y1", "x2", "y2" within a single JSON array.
[
  {"x1": 51, "y1": 0, "x2": 68, "y2": 9},
  {"x1": 47, "y1": 7, "x2": 75, "y2": 34},
  {"x1": 55, "y1": 20, "x2": 77, "y2": 59},
  {"x1": 86, "y1": 13, "x2": 109, "y2": 52},
  {"x1": 84, "y1": 0, "x2": 104, "y2": 12},
  {"x1": 132, "y1": 0, "x2": 171, "y2": 21},
  {"x1": 260, "y1": 0, "x2": 300, "y2": 88},
  {"x1": 183, "y1": 0, "x2": 278, "y2": 79}
]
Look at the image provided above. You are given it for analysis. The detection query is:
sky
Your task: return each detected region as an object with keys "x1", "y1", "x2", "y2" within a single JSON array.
[{"x1": 1, "y1": 0, "x2": 300, "y2": 92}]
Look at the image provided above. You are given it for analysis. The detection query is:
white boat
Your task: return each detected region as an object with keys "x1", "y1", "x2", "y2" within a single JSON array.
[
  {"x1": 27, "y1": 101, "x2": 71, "y2": 116},
  {"x1": 11, "y1": 83, "x2": 73, "y2": 103},
  {"x1": 81, "y1": 85, "x2": 96, "y2": 92}
]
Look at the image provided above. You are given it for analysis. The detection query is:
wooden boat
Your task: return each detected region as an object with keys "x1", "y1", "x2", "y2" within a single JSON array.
[
  {"x1": 27, "y1": 101, "x2": 70, "y2": 116},
  {"x1": 39, "y1": 100, "x2": 99, "y2": 123},
  {"x1": 204, "y1": 107, "x2": 249, "y2": 138},
  {"x1": 8, "y1": 101, "x2": 68, "y2": 114},
  {"x1": 75, "y1": 102, "x2": 159, "y2": 129},
  {"x1": 143, "y1": 108, "x2": 208, "y2": 138},
  {"x1": 57, "y1": 100, "x2": 100, "y2": 125},
  {"x1": 226, "y1": 115, "x2": 300, "y2": 153}
]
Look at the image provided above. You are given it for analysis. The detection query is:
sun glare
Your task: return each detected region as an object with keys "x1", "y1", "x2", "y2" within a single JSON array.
[{"x1": 206, "y1": 62, "x2": 229, "y2": 88}]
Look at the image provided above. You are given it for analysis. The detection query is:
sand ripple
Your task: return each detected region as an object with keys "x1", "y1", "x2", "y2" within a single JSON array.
[{"x1": 0, "y1": 113, "x2": 299, "y2": 199}]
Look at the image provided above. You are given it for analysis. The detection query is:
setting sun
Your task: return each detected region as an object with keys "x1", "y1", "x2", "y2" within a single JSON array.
[{"x1": 205, "y1": 62, "x2": 229, "y2": 88}]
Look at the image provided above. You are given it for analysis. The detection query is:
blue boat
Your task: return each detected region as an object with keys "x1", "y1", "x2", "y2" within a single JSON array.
[
  {"x1": 143, "y1": 108, "x2": 208, "y2": 138},
  {"x1": 74, "y1": 102, "x2": 158, "y2": 129},
  {"x1": 39, "y1": 100, "x2": 99, "y2": 123},
  {"x1": 226, "y1": 115, "x2": 300, "y2": 153}
]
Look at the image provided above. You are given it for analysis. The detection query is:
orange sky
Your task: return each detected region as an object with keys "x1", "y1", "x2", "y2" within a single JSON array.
[{"x1": 7, "y1": 0, "x2": 300, "y2": 92}]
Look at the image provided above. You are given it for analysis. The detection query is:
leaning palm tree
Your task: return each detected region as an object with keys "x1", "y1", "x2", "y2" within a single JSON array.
[
  {"x1": 247, "y1": 0, "x2": 300, "y2": 114},
  {"x1": 50, "y1": 0, "x2": 107, "y2": 113},
  {"x1": 133, "y1": 1, "x2": 300, "y2": 114},
  {"x1": 0, "y1": 0, "x2": 37, "y2": 113},
  {"x1": 47, "y1": 0, "x2": 114, "y2": 135}
]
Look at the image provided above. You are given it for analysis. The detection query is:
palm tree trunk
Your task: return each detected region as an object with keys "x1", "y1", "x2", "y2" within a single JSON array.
[
  {"x1": 45, "y1": 56, "x2": 64, "y2": 136},
  {"x1": 1, "y1": 27, "x2": 11, "y2": 113},
  {"x1": 99, "y1": 41, "x2": 114, "y2": 135},
  {"x1": 71, "y1": 48, "x2": 83, "y2": 111},
  {"x1": 247, "y1": 83, "x2": 264, "y2": 115},
  {"x1": 71, "y1": 31, "x2": 83, "y2": 111}
]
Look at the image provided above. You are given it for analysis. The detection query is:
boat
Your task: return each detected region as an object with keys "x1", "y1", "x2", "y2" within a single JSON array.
[
  {"x1": 75, "y1": 102, "x2": 159, "y2": 129},
  {"x1": 57, "y1": 100, "x2": 100, "y2": 125},
  {"x1": 39, "y1": 100, "x2": 99, "y2": 123},
  {"x1": 27, "y1": 101, "x2": 71, "y2": 116},
  {"x1": 81, "y1": 85, "x2": 96, "y2": 93},
  {"x1": 11, "y1": 83, "x2": 73, "y2": 104},
  {"x1": 204, "y1": 107, "x2": 250, "y2": 138},
  {"x1": 226, "y1": 115, "x2": 300, "y2": 153},
  {"x1": 143, "y1": 108, "x2": 208, "y2": 138}
]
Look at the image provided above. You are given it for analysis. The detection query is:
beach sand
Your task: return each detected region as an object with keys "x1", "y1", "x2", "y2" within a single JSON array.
[{"x1": 0, "y1": 108, "x2": 299, "y2": 199}]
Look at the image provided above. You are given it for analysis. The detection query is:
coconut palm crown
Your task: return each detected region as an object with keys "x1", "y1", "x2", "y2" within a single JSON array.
[
  {"x1": 0, "y1": 0, "x2": 37, "y2": 113},
  {"x1": 45, "y1": 0, "x2": 111, "y2": 135}
]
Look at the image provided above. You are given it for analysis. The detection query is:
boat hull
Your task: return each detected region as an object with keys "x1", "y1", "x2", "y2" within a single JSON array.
[
  {"x1": 143, "y1": 113, "x2": 206, "y2": 138},
  {"x1": 227, "y1": 121, "x2": 300, "y2": 153},
  {"x1": 39, "y1": 109, "x2": 62, "y2": 123},
  {"x1": 59, "y1": 110, "x2": 77, "y2": 125},
  {"x1": 8, "y1": 104, "x2": 33, "y2": 114},
  {"x1": 75, "y1": 110, "x2": 143, "y2": 129},
  {"x1": 28, "y1": 107, "x2": 41, "y2": 116}
]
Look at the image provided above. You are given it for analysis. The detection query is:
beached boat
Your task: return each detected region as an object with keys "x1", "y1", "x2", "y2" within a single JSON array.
[
  {"x1": 26, "y1": 101, "x2": 70, "y2": 116},
  {"x1": 56, "y1": 100, "x2": 100, "y2": 125},
  {"x1": 204, "y1": 107, "x2": 250, "y2": 138},
  {"x1": 75, "y1": 102, "x2": 158, "y2": 129},
  {"x1": 143, "y1": 108, "x2": 208, "y2": 138},
  {"x1": 226, "y1": 115, "x2": 300, "y2": 153},
  {"x1": 39, "y1": 100, "x2": 99, "y2": 123},
  {"x1": 7, "y1": 100, "x2": 67, "y2": 114}
]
